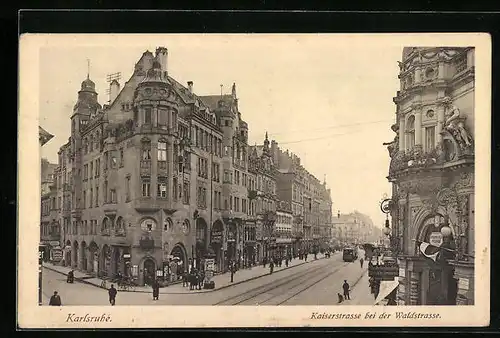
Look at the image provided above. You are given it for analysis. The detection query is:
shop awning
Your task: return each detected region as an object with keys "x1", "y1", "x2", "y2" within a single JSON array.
[{"x1": 374, "y1": 277, "x2": 400, "y2": 305}]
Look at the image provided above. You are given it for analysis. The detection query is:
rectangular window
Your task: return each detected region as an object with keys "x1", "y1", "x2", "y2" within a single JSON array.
[
  {"x1": 173, "y1": 177, "x2": 178, "y2": 201},
  {"x1": 90, "y1": 161, "x2": 93, "y2": 180},
  {"x1": 425, "y1": 126, "x2": 436, "y2": 152},
  {"x1": 158, "y1": 141, "x2": 167, "y2": 161},
  {"x1": 104, "y1": 181, "x2": 108, "y2": 203},
  {"x1": 120, "y1": 148, "x2": 124, "y2": 167},
  {"x1": 145, "y1": 107, "x2": 152, "y2": 124},
  {"x1": 126, "y1": 176, "x2": 130, "y2": 201},
  {"x1": 96, "y1": 159, "x2": 100, "y2": 177},
  {"x1": 104, "y1": 152, "x2": 108, "y2": 170},
  {"x1": 157, "y1": 179, "x2": 167, "y2": 198},
  {"x1": 110, "y1": 189, "x2": 117, "y2": 203},
  {"x1": 95, "y1": 187, "x2": 99, "y2": 207},
  {"x1": 142, "y1": 181, "x2": 151, "y2": 197},
  {"x1": 158, "y1": 109, "x2": 167, "y2": 127},
  {"x1": 183, "y1": 181, "x2": 190, "y2": 204},
  {"x1": 89, "y1": 188, "x2": 93, "y2": 208}
]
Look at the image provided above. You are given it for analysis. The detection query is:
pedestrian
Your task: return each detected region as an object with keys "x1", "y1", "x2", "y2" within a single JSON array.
[
  {"x1": 269, "y1": 260, "x2": 274, "y2": 274},
  {"x1": 67, "y1": 270, "x2": 74, "y2": 283},
  {"x1": 108, "y1": 284, "x2": 117, "y2": 305},
  {"x1": 198, "y1": 270, "x2": 205, "y2": 290},
  {"x1": 263, "y1": 256, "x2": 267, "y2": 268},
  {"x1": 182, "y1": 270, "x2": 188, "y2": 287},
  {"x1": 230, "y1": 262, "x2": 236, "y2": 283},
  {"x1": 285, "y1": 257, "x2": 289, "y2": 267},
  {"x1": 152, "y1": 279, "x2": 159, "y2": 300},
  {"x1": 342, "y1": 280, "x2": 350, "y2": 300},
  {"x1": 49, "y1": 291, "x2": 62, "y2": 306},
  {"x1": 189, "y1": 269, "x2": 196, "y2": 290},
  {"x1": 305, "y1": 253, "x2": 308, "y2": 262},
  {"x1": 360, "y1": 257, "x2": 364, "y2": 268}
]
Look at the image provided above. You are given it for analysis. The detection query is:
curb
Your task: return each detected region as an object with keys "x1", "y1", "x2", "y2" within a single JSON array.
[{"x1": 43, "y1": 255, "x2": 330, "y2": 295}]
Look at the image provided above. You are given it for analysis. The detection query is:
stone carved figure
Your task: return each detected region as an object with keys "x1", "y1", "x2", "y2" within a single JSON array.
[{"x1": 443, "y1": 97, "x2": 473, "y2": 149}]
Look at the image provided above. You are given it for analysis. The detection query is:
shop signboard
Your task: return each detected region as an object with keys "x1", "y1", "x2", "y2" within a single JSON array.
[
  {"x1": 51, "y1": 248, "x2": 63, "y2": 262},
  {"x1": 211, "y1": 229, "x2": 223, "y2": 244},
  {"x1": 205, "y1": 258, "x2": 215, "y2": 271}
]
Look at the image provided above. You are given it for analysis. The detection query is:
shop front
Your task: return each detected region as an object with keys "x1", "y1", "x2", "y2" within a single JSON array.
[{"x1": 210, "y1": 220, "x2": 224, "y2": 272}]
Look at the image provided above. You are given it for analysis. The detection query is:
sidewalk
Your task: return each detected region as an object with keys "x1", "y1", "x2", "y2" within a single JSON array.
[
  {"x1": 43, "y1": 253, "x2": 329, "y2": 294},
  {"x1": 342, "y1": 268, "x2": 376, "y2": 305}
]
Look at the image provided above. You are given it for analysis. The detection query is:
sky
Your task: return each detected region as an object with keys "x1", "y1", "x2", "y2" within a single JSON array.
[{"x1": 39, "y1": 35, "x2": 403, "y2": 228}]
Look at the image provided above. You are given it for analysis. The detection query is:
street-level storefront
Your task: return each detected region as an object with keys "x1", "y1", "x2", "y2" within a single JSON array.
[
  {"x1": 276, "y1": 238, "x2": 293, "y2": 257},
  {"x1": 210, "y1": 220, "x2": 224, "y2": 273}
]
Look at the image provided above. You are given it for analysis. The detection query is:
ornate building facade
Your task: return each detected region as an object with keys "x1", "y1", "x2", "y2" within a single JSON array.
[
  {"x1": 248, "y1": 134, "x2": 278, "y2": 262},
  {"x1": 51, "y1": 47, "x2": 256, "y2": 285},
  {"x1": 386, "y1": 47, "x2": 475, "y2": 305},
  {"x1": 45, "y1": 46, "x2": 335, "y2": 285}
]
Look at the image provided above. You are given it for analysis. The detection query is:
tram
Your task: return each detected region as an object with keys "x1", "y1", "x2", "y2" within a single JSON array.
[{"x1": 342, "y1": 247, "x2": 358, "y2": 262}]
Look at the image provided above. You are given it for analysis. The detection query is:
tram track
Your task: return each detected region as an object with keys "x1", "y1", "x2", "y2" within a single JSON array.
[{"x1": 216, "y1": 260, "x2": 350, "y2": 306}]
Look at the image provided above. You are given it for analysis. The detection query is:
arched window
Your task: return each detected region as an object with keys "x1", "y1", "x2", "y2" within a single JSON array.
[
  {"x1": 164, "y1": 218, "x2": 173, "y2": 231},
  {"x1": 406, "y1": 115, "x2": 415, "y2": 150},
  {"x1": 101, "y1": 217, "x2": 109, "y2": 235},
  {"x1": 115, "y1": 216, "x2": 125, "y2": 235}
]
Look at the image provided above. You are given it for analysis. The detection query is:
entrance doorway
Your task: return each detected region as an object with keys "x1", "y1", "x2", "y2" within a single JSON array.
[
  {"x1": 170, "y1": 243, "x2": 188, "y2": 273},
  {"x1": 88, "y1": 241, "x2": 98, "y2": 274},
  {"x1": 195, "y1": 218, "x2": 208, "y2": 269},
  {"x1": 143, "y1": 258, "x2": 156, "y2": 286},
  {"x1": 112, "y1": 248, "x2": 121, "y2": 278},
  {"x1": 65, "y1": 240, "x2": 71, "y2": 267},
  {"x1": 211, "y1": 220, "x2": 224, "y2": 272},
  {"x1": 80, "y1": 241, "x2": 87, "y2": 271}
]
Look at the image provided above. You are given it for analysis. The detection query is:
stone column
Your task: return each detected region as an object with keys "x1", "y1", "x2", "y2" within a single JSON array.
[
  {"x1": 414, "y1": 109, "x2": 423, "y2": 146},
  {"x1": 399, "y1": 116, "x2": 405, "y2": 150},
  {"x1": 438, "y1": 62, "x2": 445, "y2": 79}
]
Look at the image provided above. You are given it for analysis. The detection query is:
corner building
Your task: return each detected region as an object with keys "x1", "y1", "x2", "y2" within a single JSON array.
[
  {"x1": 387, "y1": 47, "x2": 475, "y2": 305},
  {"x1": 57, "y1": 47, "x2": 252, "y2": 285}
]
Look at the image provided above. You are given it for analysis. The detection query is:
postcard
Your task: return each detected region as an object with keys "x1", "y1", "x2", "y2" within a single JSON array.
[{"x1": 18, "y1": 33, "x2": 490, "y2": 328}]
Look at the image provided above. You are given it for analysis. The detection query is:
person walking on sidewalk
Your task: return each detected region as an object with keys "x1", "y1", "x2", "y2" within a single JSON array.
[
  {"x1": 108, "y1": 284, "x2": 117, "y2": 306},
  {"x1": 230, "y1": 262, "x2": 236, "y2": 283},
  {"x1": 285, "y1": 257, "x2": 289, "y2": 267},
  {"x1": 269, "y1": 260, "x2": 274, "y2": 274},
  {"x1": 152, "y1": 279, "x2": 160, "y2": 300},
  {"x1": 342, "y1": 280, "x2": 351, "y2": 300},
  {"x1": 360, "y1": 257, "x2": 364, "y2": 268},
  {"x1": 49, "y1": 291, "x2": 62, "y2": 306},
  {"x1": 263, "y1": 256, "x2": 267, "y2": 268}
]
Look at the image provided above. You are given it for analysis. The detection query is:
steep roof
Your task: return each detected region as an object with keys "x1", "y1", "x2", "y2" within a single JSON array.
[{"x1": 198, "y1": 94, "x2": 232, "y2": 111}]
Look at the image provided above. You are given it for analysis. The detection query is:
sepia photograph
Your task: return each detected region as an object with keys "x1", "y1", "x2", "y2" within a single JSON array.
[{"x1": 19, "y1": 33, "x2": 490, "y2": 328}]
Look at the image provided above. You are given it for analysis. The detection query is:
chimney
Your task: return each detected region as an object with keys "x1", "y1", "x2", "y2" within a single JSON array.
[
  {"x1": 187, "y1": 81, "x2": 193, "y2": 93},
  {"x1": 109, "y1": 79, "x2": 120, "y2": 104}
]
